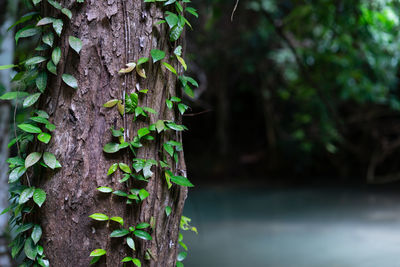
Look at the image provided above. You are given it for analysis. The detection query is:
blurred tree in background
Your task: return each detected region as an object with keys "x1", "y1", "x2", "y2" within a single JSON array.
[{"x1": 184, "y1": 0, "x2": 400, "y2": 184}]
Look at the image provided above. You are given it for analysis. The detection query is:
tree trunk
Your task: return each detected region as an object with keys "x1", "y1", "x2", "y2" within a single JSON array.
[{"x1": 39, "y1": 1, "x2": 187, "y2": 266}]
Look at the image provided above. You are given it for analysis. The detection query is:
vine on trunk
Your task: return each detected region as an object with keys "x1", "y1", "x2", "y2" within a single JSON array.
[{"x1": 0, "y1": 0, "x2": 198, "y2": 266}]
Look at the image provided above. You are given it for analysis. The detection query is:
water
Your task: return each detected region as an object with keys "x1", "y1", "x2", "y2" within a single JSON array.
[{"x1": 183, "y1": 186, "x2": 400, "y2": 267}]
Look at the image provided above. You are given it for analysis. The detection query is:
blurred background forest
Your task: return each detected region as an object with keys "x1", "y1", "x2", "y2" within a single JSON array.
[{"x1": 2, "y1": 0, "x2": 400, "y2": 266}]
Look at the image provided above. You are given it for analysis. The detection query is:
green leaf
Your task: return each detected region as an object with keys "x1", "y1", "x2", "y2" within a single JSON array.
[
  {"x1": 69, "y1": 36, "x2": 82, "y2": 53},
  {"x1": 170, "y1": 96, "x2": 181, "y2": 102},
  {"x1": 127, "y1": 237, "x2": 135, "y2": 250},
  {"x1": 25, "y1": 56, "x2": 47, "y2": 66},
  {"x1": 23, "y1": 93, "x2": 41, "y2": 108},
  {"x1": 0, "y1": 64, "x2": 16, "y2": 70},
  {"x1": 177, "y1": 251, "x2": 187, "y2": 261},
  {"x1": 19, "y1": 187, "x2": 35, "y2": 204},
  {"x1": 42, "y1": 32, "x2": 54, "y2": 47},
  {"x1": 90, "y1": 256, "x2": 101, "y2": 265},
  {"x1": 97, "y1": 186, "x2": 113, "y2": 193},
  {"x1": 47, "y1": 60, "x2": 57, "y2": 75},
  {"x1": 165, "y1": 12, "x2": 178, "y2": 28},
  {"x1": 14, "y1": 223, "x2": 34, "y2": 235},
  {"x1": 89, "y1": 213, "x2": 109, "y2": 221},
  {"x1": 25, "y1": 152, "x2": 42, "y2": 168},
  {"x1": 107, "y1": 163, "x2": 118, "y2": 175},
  {"x1": 176, "y1": 262, "x2": 184, "y2": 267},
  {"x1": 136, "y1": 223, "x2": 150, "y2": 229},
  {"x1": 33, "y1": 188, "x2": 46, "y2": 207},
  {"x1": 119, "y1": 163, "x2": 131, "y2": 173},
  {"x1": 37, "y1": 245, "x2": 44, "y2": 255},
  {"x1": 103, "y1": 99, "x2": 119, "y2": 108},
  {"x1": 61, "y1": 8, "x2": 72, "y2": 19},
  {"x1": 0, "y1": 91, "x2": 29, "y2": 100},
  {"x1": 171, "y1": 176, "x2": 194, "y2": 187},
  {"x1": 110, "y1": 229, "x2": 130, "y2": 238},
  {"x1": 8, "y1": 12, "x2": 38, "y2": 30},
  {"x1": 178, "y1": 103, "x2": 189, "y2": 114},
  {"x1": 37, "y1": 132, "x2": 51, "y2": 144},
  {"x1": 52, "y1": 19, "x2": 63, "y2": 36},
  {"x1": 139, "y1": 189, "x2": 149, "y2": 201},
  {"x1": 137, "y1": 57, "x2": 149, "y2": 65},
  {"x1": 36, "y1": 72, "x2": 47, "y2": 92},
  {"x1": 47, "y1": 0, "x2": 62, "y2": 9},
  {"x1": 103, "y1": 143, "x2": 120, "y2": 153},
  {"x1": 133, "y1": 230, "x2": 152, "y2": 240},
  {"x1": 132, "y1": 258, "x2": 141, "y2": 267},
  {"x1": 110, "y1": 216, "x2": 124, "y2": 226},
  {"x1": 36, "y1": 17, "x2": 55, "y2": 26},
  {"x1": 150, "y1": 49, "x2": 166, "y2": 63},
  {"x1": 31, "y1": 225, "x2": 42, "y2": 244},
  {"x1": 43, "y1": 152, "x2": 57, "y2": 169},
  {"x1": 174, "y1": 45, "x2": 182, "y2": 56},
  {"x1": 24, "y1": 237, "x2": 37, "y2": 260},
  {"x1": 162, "y1": 62, "x2": 177, "y2": 75},
  {"x1": 156, "y1": 120, "x2": 165, "y2": 133},
  {"x1": 176, "y1": 55, "x2": 187, "y2": 71},
  {"x1": 15, "y1": 26, "x2": 41, "y2": 43},
  {"x1": 166, "y1": 99, "x2": 173, "y2": 109},
  {"x1": 9, "y1": 166, "x2": 26, "y2": 183},
  {"x1": 164, "y1": 143, "x2": 174, "y2": 157},
  {"x1": 143, "y1": 107, "x2": 157, "y2": 114},
  {"x1": 170, "y1": 24, "x2": 184, "y2": 42},
  {"x1": 62, "y1": 74, "x2": 78, "y2": 89},
  {"x1": 186, "y1": 7, "x2": 198, "y2": 17},
  {"x1": 113, "y1": 190, "x2": 128, "y2": 197},
  {"x1": 89, "y1": 249, "x2": 106, "y2": 257},
  {"x1": 138, "y1": 127, "x2": 150, "y2": 139},
  {"x1": 52, "y1": 46, "x2": 61, "y2": 65},
  {"x1": 165, "y1": 206, "x2": 172, "y2": 216},
  {"x1": 121, "y1": 257, "x2": 133, "y2": 263}
]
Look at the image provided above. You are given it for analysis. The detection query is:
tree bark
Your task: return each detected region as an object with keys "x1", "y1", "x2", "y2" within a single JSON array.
[{"x1": 39, "y1": 1, "x2": 187, "y2": 266}]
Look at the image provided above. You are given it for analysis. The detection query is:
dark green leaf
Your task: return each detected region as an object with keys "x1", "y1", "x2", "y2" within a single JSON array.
[
  {"x1": 0, "y1": 91, "x2": 29, "y2": 100},
  {"x1": 25, "y1": 56, "x2": 47, "y2": 66},
  {"x1": 52, "y1": 47, "x2": 61, "y2": 65},
  {"x1": 61, "y1": 8, "x2": 72, "y2": 19},
  {"x1": 31, "y1": 225, "x2": 42, "y2": 244},
  {"x1": 52, "y1": 19, "x2": 63, "y2": 36},
  {"x1": 171, "y1": 176, "x2": 194, "y2": 187},
  {"x1": 24, "y1": 237, "x2": 37, "y2": 260},
  {"x1": 36, "y1": 17, "x2": 55, "y2": 26},
  {"x1": 15, "y1": 26, "x2": 41, "y2": 43},
  {"x1": 165, "y1": 206, "x2": 172, "y2": 216},
  {"x1": 150, "y1": 49, "x2": 166, "y2": 63},
  {"x1": 47, "y1": 60, "x2": 57, "y2": 75},
  {"x1": 36, "y1": 72, "x2": 47, "y2": 92},
  {"x1": 42, "y1": 32, "x2": 54, "y2": 47},
  {"x1": 9, "y1": 166, "x2": 26, "y2": 183},
  {"x1": 133, "y1": 230, "x2": 152, "y2": 240},
  {"x1": 62, "y1": 74, "x2": 78, "y2": 89}
]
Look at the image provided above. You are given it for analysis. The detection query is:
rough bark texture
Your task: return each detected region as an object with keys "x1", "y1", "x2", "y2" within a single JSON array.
[{"x1": 39, "y1": 1, "x2": 187, "y2": 266}]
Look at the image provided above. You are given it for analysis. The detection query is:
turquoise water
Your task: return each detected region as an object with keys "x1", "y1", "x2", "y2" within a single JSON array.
[{"x1": 183, "y1": 187, "x2": 400, "y2": 267}]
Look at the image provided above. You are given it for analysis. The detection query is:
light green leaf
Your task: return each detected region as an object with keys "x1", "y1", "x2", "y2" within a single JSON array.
[
  {"x1": 138, "y1": 127, "x2": 150, "y2": 139},
  {"x1": 69, "y1": 36, "x2": 82, "y2": 53},
  {"x1": 36, "y1": 17, "x2": 55, "y2": 26},
  {"x1": 43, "y1": 152, "x2": 57, "y2": 169},
  {"x1": 139, "y1": 189, "x2": 149, "y2": 201},
  {"x1": 164, "y1": 143, "x2": 174, "y2": 157},
  {"x1": 103, "y1": 99, "x2": 119, "y2": 108},
  {"x1": 178, "y1": 103, "x2": 188, "y2": 114},
  {"x1": 133, "y1": 230, "x2": 152, "y2": 240},
  {"x1": 89, "y1": 249, "x2": 106, "y2": 257},
  {"x1": 24, "y1": 237, "x2": 37, "y2": 260},
  {"x1": 23, "y1": 93, "x2": 41, "y2": 108},
  {"x1": 47, "y1": 0, "x2": 62, "y2": 9},
  {"x1": 62, "y1": 74, "x2": 78, "y2": 89},
  {"x1": 36, "y1": 72, "x2": 47, "y2": 92},
  {"x1": 174, "y1": 45, "x2": 182, "y2": 56},
  {"x1": 127, "y1": 237, "x2": 135, "y2": 250},
  {"x1": 37, "y1": 132, "x2": 51, "y2": 144},
  {"x1": 52, "y1": 46, "x2": 61, "y2": 65},
  {"x1": 176, "y1": 55, "x2": 187, "y2": 71},
  {"x1": 61, "y1": 8, "x2": 72, "y2": 19},
  {"x1": 121, "y1": 257, "x2": 133, "y2": 263},
  {"x1": 103, "y1": 143, "x2": 120, "y2": 153},
  {"x1": 42, "y1": 32, "x2": 54, "y2": 47},
  {"x1": 25, "y1": 56, "x2": 47, "y2": 66},
  {"x1": 8, "y1": 166, "x2": 26, "y2": 183},
  {"x1": 19, "y1": 187, "x2": 35, "y2": 204},
  {"x1": 107, "y1": 163, "x2": 118, "y2": 175},
  {"x1": 52, "y1": 19, "x2": 63, "y2": 36},
  {"x1": 89, "y1": 213, "x2": 109, "y2": 221},
  {"x1": 119, "y1": 163, "x2": 131, "y2": 173},
  {"x1": 25, "y1": 152, "x2": 42, "y2": 168},
  {"x1": 177, "y1": 251, "x2": 187, "y2": 261},
  {"x1": 0, "y1": 64, "x2": 16, "y2": 70},
  {"x1": 165, "y1": 12, "x2": 178, "y2": 28},
  {"x1": 31, "y1": 225, "x2": 42, "y2": 244},
  {"x1": 132, "y1": 258, "x2": 141, "y2": 267},
  {"x1": 165, "y1": 206, "x2": 171, "y2": 216},
  {"x1": 171, "y1": 176, "x2": 194, "y2": 187},
  {"x1": 0, "y1": 91, "x2": 29, "y2": 100},
  {"x1": 150, "y1": 49, "x2": 165, "y2": 63},
  {"x1": 162, "y1": 62, "x2": 177, "y2": 75},
  {"x1": 97, "y1": 186, "x2": 113, "y2": 193},
  {"x1": 110, "y1": 229, "x2": 130, "y2": 238},
  {"x1": 156, "y1": 120, "x2": 165, "y2": 133},
  {"x1": 33, "y1": 188, "x2": 46, "y2": 207},
  {"x1": 110, "y1": 216, "x2": 124, "y2": 226},
  {"x1": 137, "y1": 57, "x2": 149, "y2": 66}
]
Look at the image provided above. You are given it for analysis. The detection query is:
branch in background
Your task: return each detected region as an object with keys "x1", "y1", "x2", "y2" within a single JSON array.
[{"x1": 231, "y1": 0, "x2": 239, "y2": 21}]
